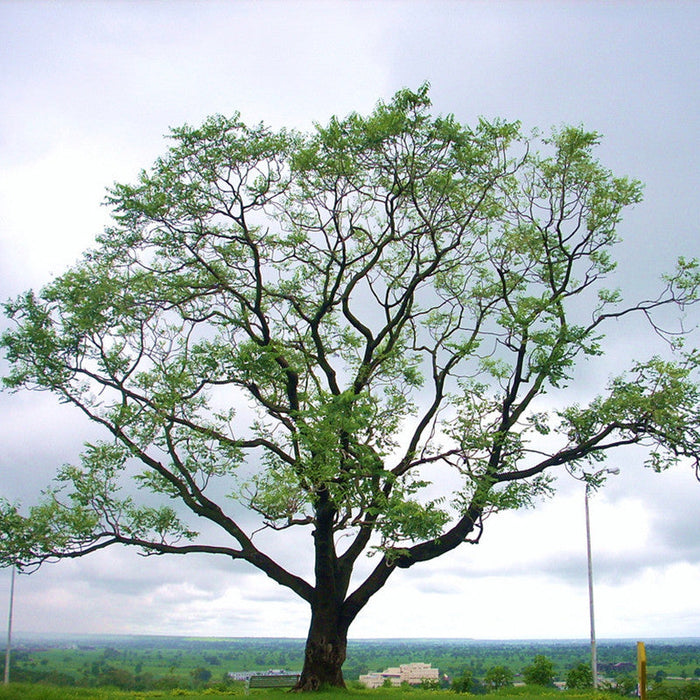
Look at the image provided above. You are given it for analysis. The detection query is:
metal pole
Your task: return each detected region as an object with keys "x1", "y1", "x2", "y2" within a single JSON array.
[
  {"x1": 585, "y1": 484, "x2": 597, "y2": 689},
  {"x1": 4, "y1": 568, "x2": 15, "y2": 686}
]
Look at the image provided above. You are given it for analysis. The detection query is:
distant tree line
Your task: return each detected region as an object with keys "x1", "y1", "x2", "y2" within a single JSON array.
[{"x1": 4, "y1": 637, "x2": 699, "y2": 693}]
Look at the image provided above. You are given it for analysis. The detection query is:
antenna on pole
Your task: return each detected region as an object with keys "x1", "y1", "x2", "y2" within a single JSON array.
[{"x1": 4, "y1": 568, "x2": 15, "y2": 686}]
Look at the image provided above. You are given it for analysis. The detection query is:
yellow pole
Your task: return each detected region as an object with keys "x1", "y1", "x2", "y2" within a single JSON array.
[{"x1": 637, "y1": 642, "x2": 647, "y2": 700}]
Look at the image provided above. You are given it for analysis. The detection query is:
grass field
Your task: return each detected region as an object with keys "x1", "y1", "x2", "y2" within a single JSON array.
[{"x1": 0, "y1": 685, "x2": 613, "y2": 700}]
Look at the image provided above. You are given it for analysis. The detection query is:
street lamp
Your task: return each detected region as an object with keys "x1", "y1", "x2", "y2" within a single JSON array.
[{"x1": 584, "y1": 466, "x2": 619, "y2": 689}]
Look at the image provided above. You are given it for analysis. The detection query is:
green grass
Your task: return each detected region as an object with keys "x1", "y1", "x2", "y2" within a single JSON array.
[
  {"x1": 0, "y1": 685, "x2": 237, "y2": 700},
  {"x1": 0, "y1": 685, "x2": 608, "y2": 700},
  {"x1": 2, "y1": 684, "x2": 698, "y2": 700}
]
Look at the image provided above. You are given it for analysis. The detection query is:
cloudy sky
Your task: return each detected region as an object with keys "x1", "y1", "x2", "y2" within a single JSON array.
[{"x1": 1, "y1": 0, "x2": 699, "y2": 642}]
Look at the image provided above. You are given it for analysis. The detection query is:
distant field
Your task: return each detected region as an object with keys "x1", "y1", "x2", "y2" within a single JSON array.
[{"x1": 3, "y1": 637, "x2": 699, "y2": 696}]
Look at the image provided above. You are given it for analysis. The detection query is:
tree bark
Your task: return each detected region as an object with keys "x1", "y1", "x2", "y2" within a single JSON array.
[
  {"x1": 294, "y1": 488, "x2": 351, "y2": 691},
  {"x1": 295, "y1": 605, "x2": 348, "y2": 690}
]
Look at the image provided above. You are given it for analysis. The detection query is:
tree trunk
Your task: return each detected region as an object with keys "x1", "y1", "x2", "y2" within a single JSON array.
[{"x1": 294, "y1": 604, "x2": 348, "y2": 691}]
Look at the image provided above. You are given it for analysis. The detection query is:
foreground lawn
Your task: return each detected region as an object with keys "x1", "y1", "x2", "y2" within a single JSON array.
[
  {"x1": 0, "y1": 686, "x2": 243, "y2": 700},
  {"x1": 0, "y1": 685, "x2": 610, "y2": 700},
  {"x1": 0, "y1": 685, "x2": 234, "y2": 700}
]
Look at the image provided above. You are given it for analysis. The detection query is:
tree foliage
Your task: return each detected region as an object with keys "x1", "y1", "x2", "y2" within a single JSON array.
[
  {"x1": 524, "y1": 655, "x2": 556, "y2": 686},
  {"x1": 484, "y1": 665, "x2": 514, "y2": 691},
  {"x1": 451, "y1": 669, "x2": 475, "y2": 694},
  {"x1": 566, "y1": 662, "x2": 593, "y2": 689},
  {"x1": 1, "y1": 84, "x2": 699, "y2": 689}
]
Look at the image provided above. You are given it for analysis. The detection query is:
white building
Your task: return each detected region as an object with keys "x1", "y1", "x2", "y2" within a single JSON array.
[{"x1": 359, "y1": 662, "x2": 440, "y2": 689}]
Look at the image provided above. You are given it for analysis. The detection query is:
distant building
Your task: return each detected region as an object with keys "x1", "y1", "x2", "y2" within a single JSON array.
[{"x1": 359, "y1": 662, "x2": 440, "y2": 688}]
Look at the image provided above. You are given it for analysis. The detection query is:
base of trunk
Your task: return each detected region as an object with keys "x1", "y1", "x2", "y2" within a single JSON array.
[{"x1": 294, "y1": 635, "x2": 346, "y2": 691}]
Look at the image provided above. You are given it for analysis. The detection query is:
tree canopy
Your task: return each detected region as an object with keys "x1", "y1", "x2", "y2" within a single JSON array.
[
  {"x1": 524, "y1": 655, "x2": 556, "y2": 687},
  {"x1": 566, "y1": 662, "x2": 594, "y2": 689},
  {"x1": 1, "y1": 85, "x2": 699, "y2": 689}
]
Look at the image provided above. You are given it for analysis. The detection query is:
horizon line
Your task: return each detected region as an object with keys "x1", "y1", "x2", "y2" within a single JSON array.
[{"x1": 11, "y1": 632, "x2": 700, "y2": 643}]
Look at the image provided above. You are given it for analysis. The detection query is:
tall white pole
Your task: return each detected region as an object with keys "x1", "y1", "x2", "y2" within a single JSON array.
[
  {"x1": 585, "y1": 484, "x2": 597, "y2": 689},
  {"x1": 581, "y1": 466, "x2": 618, "y2": 689},
  {"x1": 4, "y1": 568, "x2": 15, "y2": 686}
]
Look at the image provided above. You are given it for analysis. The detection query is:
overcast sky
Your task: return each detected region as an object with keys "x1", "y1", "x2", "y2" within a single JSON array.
[{"x1": 1, "y1": 0, "x2": 699, "y2": 643}]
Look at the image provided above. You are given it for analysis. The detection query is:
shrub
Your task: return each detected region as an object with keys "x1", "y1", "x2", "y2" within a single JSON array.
[
  {"x1": 649, "y1": 681, "x2": 700, "y2": 700},
  {"x1": 484, "y1": 665, "x2": 514, "y2": 691},
  {"x1": 566, "y1": 662, "x2": 593, "y2": 689},
  {"x1": 523, "y1": 655, "x2": 555, "y2": 687}
]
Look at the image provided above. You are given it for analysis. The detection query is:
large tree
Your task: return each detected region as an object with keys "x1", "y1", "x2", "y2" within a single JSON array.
[{"x1": 1, "y1": 86, "x2": 699, "y2": 690}]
